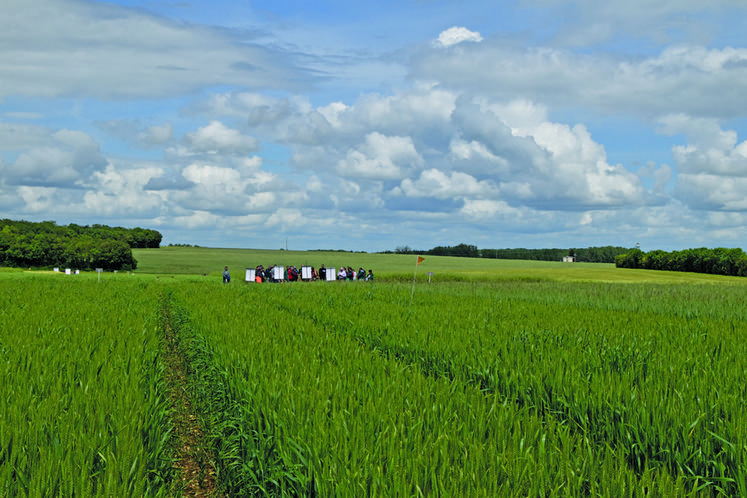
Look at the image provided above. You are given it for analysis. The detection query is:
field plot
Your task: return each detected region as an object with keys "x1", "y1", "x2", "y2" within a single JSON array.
[
  {"x1": 2, "y1": 267, "x2": 746, "y2": 497},
  {"x1": 0, "y1": 277, "x2": 173, "y2": 496},
  {"x1": 169, "y1": 278, "x2": 747, "y2": 497}
]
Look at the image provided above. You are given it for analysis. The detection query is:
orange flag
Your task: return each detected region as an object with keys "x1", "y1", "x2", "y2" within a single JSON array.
[{"x1": 417, "y1": 256, "x2": 425, "y2": 266}]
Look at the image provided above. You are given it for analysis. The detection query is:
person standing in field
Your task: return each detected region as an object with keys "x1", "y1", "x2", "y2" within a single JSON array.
[
  {"x1": 366, "y1": 269, "x2": 373, "y2": 281},
  {"x1": 222, "y1": 266, "x2": 231, "y2": 283}
]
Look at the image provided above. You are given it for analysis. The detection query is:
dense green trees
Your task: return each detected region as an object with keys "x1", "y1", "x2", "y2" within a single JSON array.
[
  {"x1": 0, "y1": 219, "x2": 161, "y2": 270},
  {"x1": 429, "y1": 243, "x2": 480, "y2": 258},
  {"x1": 480, "y1": 246, "x2": 631, "y2": 263},
  {"x1": 385, "y1": 244, "x2": 630, "y2": 263},
  {"x1": 615, "y1": 247, "x2": 747, "y2": 277}
]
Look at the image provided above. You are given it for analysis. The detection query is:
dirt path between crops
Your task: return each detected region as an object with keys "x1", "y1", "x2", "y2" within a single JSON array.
[{"x1": 162, "y1": 310, "x2": 223, "y2": 498}]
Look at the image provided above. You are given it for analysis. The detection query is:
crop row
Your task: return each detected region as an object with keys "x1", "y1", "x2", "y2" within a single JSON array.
[
  {"x1": 167, "y1": 280, "x2": 747, "y2": 496},
  {"x1": 0, "y1": 278, "x2": 173, "y2": 497},
  {"x1": 270, "y1": 281, "x2": 747, "y2": 494},
  {"x1": 3, "y1": 275, "x2": 745, "y2": 496}
]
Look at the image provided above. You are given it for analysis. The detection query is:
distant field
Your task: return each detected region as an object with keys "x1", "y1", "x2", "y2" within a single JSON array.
[{"x1": 132, "y1": 246, "x2": 747, "y2": 284}]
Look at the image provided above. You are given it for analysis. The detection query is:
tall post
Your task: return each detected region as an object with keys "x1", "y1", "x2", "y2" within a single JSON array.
[{"x1": 410, "y1": 256, "x2": 424, "y2": 304}]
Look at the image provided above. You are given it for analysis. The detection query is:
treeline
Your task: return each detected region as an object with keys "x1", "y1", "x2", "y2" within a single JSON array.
[
  {"x1": 0, "y1": 219, "x2": 162, "y2": 270},
  {"x1": 615, "y1": 247, "x2": 747, "y2": 277},
  {"x1": 387, "y1": 244, "x2": 631, "y2": 263}
]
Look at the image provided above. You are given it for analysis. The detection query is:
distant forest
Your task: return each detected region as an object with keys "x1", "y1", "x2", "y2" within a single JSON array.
[
  {"x1": 615, "y1": 247, "x2": 747, "y2": 277},
  {"x1": 0, "y1": 219, "x2": 162, "y2": 270},
  {"x1": 385, "y1": 243, "x2": 631, "y2": 263}
]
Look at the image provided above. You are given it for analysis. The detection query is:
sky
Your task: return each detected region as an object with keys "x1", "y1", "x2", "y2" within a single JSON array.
[{"x1": 2, "y1": 0, "x2": 747, "y2": 252}]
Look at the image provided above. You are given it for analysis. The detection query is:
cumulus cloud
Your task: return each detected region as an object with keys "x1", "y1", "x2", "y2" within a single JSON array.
[
  {"x1": 434, "y1": 27, "x2": 484, "y2": 48},
  {"x1": 409, "y1": 43, "x2": 747, "y2": 119},
  {"x1": 659, "y1": 114, "x2": 747, "y2": 176},
  {"x1": 165, "y1": 160, "x2": 290, "y2": 216},
  {"x1": 173, "y1": 121, "x2": 259, "y2": 156},
  {"x1": 84, "y1": 163, "x2": 164, "y2": 216},
  {"x1": 655, "y1": 115, "x2": 747, "y2": 211},
  {"x1": 675, "y1": 174, "x2": 747, "y2": 211},
  {"x1": 337, "y1": 132, "x2": 422, "y2": 180},
  {"x1": 399, "y1": 169, "x2": 497, "y2": 199},
  {"x1": 192, "y1": 86, "x2": 654, "y2": 214},
  {"x1": 3, "y1": 129, "x2": 107, "y2": 187}
]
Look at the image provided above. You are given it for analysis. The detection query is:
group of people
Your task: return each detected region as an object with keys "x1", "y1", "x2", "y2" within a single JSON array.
[
  {"x1": 222, "y1": 264, "x2": 374, "y2": 283},
  {"x1": 252, "y1": 264, "x2": 306, "y2": 282},
  {"x1": 320, "y1": 264, "x2": 374, "y2": 282}
]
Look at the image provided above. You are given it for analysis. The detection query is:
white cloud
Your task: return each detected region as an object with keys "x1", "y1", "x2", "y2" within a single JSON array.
[
  {"x1": 4, "y1": 129, "x2": 107, "y2": 187},
  {"x1": 659, "y1": 114, "x2": 747, "y2": 176},
  {"x1": 84, "y1": 163, "x2": 164, "y2": 216},
  {"x1": 453, "y1": 98, "x2": 647, "y2": 209},
  {"x1": 176, "y1": 121, "x2": 259, "y2": 156},
  {"x1": 461, "y1": 199, "x2": 516, "y2": 219},
  {"x1": 399, "y1": 169, "x2": 497, "y2": 199},
  {"x1": 675, "y1": 174, "x2": 747, "y2": 211},
  {"x1": 138, "y1": 122, "x2": 173, "y2": 146},
  {"x1": 196, "y1": 87, "x2": 652, "y2": 212},
  {"x1": 0, "y1": 0, "x2": 308, "y2": 100},
  {"x1": 265, "y1": 208, "x2": 304, "y2": 229},
  {"x1": 434, "y1": 27, "x2": 484, "y2": 48},
  {"x1": 16, "y1": 186, "x2": 57, "y2": 213},
  {"x1": 172, "y1": 210, "x2": 225, "y2": 230},
  {"x1": 410, "y1": 43, "x2": 747, "y2": 119},
  {"x1": 337, "y1": 132, "x2": 422, "y2": 180}
]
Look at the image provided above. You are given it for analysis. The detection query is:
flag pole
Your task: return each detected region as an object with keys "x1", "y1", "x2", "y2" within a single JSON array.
[{"x1": 410, "y1": 255, "x2": 424, "y2": 304}]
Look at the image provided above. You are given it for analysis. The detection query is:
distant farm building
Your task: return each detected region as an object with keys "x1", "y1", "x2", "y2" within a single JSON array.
[{"x1": 562, "y1": 256, "x2": 575, "y2": 262}]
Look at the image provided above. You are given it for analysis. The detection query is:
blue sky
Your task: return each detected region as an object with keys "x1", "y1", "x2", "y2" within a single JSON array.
[{"x1": 2, "y1": 0, "x2": 747, "y2": 252}]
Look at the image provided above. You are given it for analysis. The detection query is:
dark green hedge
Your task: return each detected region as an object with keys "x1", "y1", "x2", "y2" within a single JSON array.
[
  {"x1": 0, "y1": 219, "x2": 162, "y2": 270},
  {"x1": 615, "y1": 247, "x2": 747, "y2": 277}
]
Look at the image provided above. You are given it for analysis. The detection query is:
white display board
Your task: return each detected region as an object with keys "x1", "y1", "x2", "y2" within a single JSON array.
[
  {"x1": 245, "y1": 268, "x2": 256, "y2": 282},
  {"x1": 301, "y1": 266, "x2": 312, "y2": 280},
  {"x1": 65, "y1": 268, "x2": 71, "y2": 275},
  {"x1": 272, "y1": 266, "x2": 284, "y2": 281},
  {"x1": 325, "y1": 267, "x2": 336, "y2": 281}
]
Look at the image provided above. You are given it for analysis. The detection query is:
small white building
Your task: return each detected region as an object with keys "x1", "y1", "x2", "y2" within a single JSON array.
[{"x1": 562, "y1": 256, "x2": 575, "y2": 262}]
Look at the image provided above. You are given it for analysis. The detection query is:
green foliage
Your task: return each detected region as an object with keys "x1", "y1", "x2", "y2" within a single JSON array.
[
  {"x1": 382, "y1": 245, "x2": 630, "y2": 263},
  {"x1": 616, "y1": 247, "x2": 747, "y2": 277},
  {"x1": 163, "y1": 278, "x2": 747, "y2": 496},
  {"x1": 0, "y1": 277, "x2": 174, "y2": 496},
  {"x1": 483, "y1": 245, "x2": 632, "y2": 263},
  {"x1": 5, "y1": 266, "x2": 747, "y2": 496},
  {"x1": 0, "y1": 219, "x2": 158, "y2": 270}
]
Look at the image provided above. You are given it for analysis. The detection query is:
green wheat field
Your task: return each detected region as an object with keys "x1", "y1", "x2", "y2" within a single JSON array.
[{"x1": 2, "y1": 247, "x2": 746, "y2": 496}]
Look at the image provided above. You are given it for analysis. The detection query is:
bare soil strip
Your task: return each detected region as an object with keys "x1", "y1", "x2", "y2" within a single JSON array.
[{"x1": 161, "y1": 306, "x2": 222, "y2": 497}]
